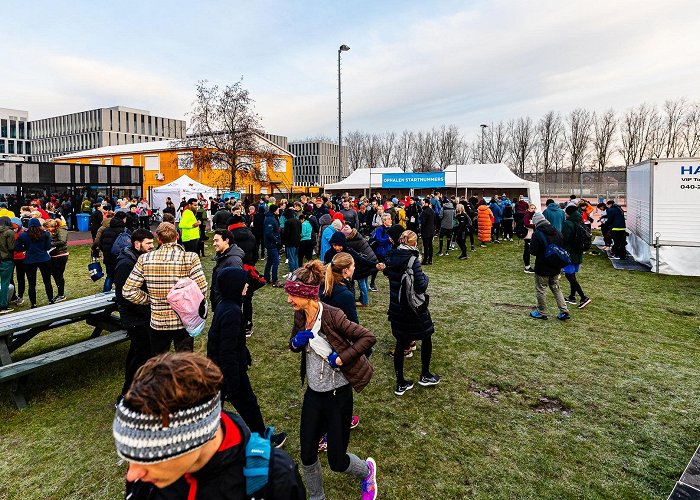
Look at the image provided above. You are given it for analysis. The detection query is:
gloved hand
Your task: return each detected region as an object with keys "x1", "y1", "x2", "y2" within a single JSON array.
[
  {"x1": 327, "y1": 351, "x2": 342, "y2": 369},
  {"x1": 291, "y1": 329, "x2": 314, "y2": 349}
]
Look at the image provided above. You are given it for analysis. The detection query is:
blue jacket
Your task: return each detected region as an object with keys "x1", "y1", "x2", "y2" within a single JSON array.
[
  {"x1": 16, "y1": 230, "x2": 52, "y2": 265},
  {"x1": 300, "y1": 220, "x2": 312, "y2": 241},
  {"x1": 319, "y1": 226, "x2": 336, "y2": 260},
  {"x1": 263, "y1": 212, "x2": 281, "y2": 248},
  {"x1": 320, "y1": 281, "x2": 359, "y2": 324},
  {"x1": 489, "y1": 202, "x2": 502, "y2": 223},
  {"x1": 543, "y1": 203, "x2": 565, "y2": 232},
  {"x1": 372, "y1": 225, "x2": 392, "y2": 258},
  {"x1": 605, "y1": 204, "x2": 626, "y2": 229}
]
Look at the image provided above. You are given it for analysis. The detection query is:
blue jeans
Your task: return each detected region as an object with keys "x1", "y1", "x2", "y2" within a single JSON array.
[
  {"x1": 103, "y1": 262, "x2": 115, "y2": 292},
  {"x1": 264, "y1": 247, "x2": 280, "y2": 283},
  {"x1": 286, "y1": 246, "x2": 299, "y2": 273},
  {"x1": 357, "y1": 277, "x2": 369, "y2": 305}
]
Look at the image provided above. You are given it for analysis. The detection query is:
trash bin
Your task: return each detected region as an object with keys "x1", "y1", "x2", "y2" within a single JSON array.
[{"x1": 76, "y1": 213, "x2": 90, "y2": 232}]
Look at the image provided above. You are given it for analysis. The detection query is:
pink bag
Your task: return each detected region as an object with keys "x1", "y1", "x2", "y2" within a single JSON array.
[{"x1": 167, "y1": 277, "x2": 208, "y2": 336}]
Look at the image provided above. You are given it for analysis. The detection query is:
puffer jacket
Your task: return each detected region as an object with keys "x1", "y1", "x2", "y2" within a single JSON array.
[
  {"x1": 49, "y1": 227, "x2": 69, "y2": 257},
  {"x1": 228, "y1": 222, "x2": 258, "y2": 265},
  {"x1": 210, "y1": 244, "x2": 245, "y2": 309},
  {"x1": 0, "y1": 223, "x2": 15, "y2": 261},
  {"x1": 290, "y1": 304, "x2": 375, "y2": 392},
  {"x1": 440, "y1": 202, "x2": 455, "y2": 229},
  {"x1": 477, "y1": 205, "x2": 494, "y2": 242},
  {"x1": 98, "y1": 217, "x2": 128, "y2": 265}
]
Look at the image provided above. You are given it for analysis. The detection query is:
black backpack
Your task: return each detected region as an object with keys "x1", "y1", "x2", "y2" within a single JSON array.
[
  {"x1": 514, "y1": 224, "x2": 528, "y2": 239},
  {"x1": 572, "y1": 222, "x2": 592, "y2": 253},
  {"x1": 502, "y1": 205, "x2": 513, "y2": 218}
]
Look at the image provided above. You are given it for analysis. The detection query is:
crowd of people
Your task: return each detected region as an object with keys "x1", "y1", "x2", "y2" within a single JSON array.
[{"x1": 1, "y1": 187, "x2": 627, "y2": 498}]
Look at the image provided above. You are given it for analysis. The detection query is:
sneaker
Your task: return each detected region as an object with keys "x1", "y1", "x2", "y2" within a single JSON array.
[
  {"x1": 445, "y1": 252, "x2": 449, "y2": 256},
  {"x1": 437, "y1": 252, "x2": 444, "y2": 257},
  {"x1": 0, "y1": 308, "x2": 13, "y2": 314},
  {"x1": 471, "y1": 245, "x2": 476, "y2": 251},
  {"x1": 53, "y1": 295, "x2": 67, "y2": 303},
  {"x1": 318, "y1": 435, "x2": 328, "y2": 453},
  {"x1": 530, "y1": 310, "x2": 548, "y2": 320},
  {"x1": 480, "y1": 244, "x2": 487, "y2": 248},
  {"x1": 565, "y1": 296, "x2": 577, "y2": 305},
  {"x1": 458, "y1": 255, "x2": 468, "y2": 260},
  {"x1": 270, "y1": 432, "x2": 287, "y2": 448},
  {"x1": 610, "y1": 255, "x2": 620, "y2": 260},
  {"x1": 578, "y1": 297, "x2": 592, "y2": 309},
  {"x1": 409, "y1": 341, "x2": 417, "y2": 351},
  {"x1": 523, "y1": 266, "x2": 535, "y2": 274},
  {"x1": 494, "y1": 240, "x2": 501, "y2": 244},
  {"x1": 557, "y1": 312, "x2": 571, "y2": 321},
  {"x1": 369, "y1": 284, "x2": 378, "y2": 292},
  {"x1": 361, "y1": 457, "x2": 377, "y2": 500},
  {"x1": 350, "y1": 415, "x2": 360, "y2": 429},
  {"x1": 394, "y1": 380, "x2": 414, "y2": 396},
  {"x1": 388, "y1": 348, "x2": 412, "y2": 358},
  {"x1": 10, "y1": 297, "x2": 23, "y2": 306},
  {"x1": 419, "y1": 373, "x2": 441, "y2": 386},
  {"x1": 271, "y1": 281, "x2": 285, "y2": 288}
]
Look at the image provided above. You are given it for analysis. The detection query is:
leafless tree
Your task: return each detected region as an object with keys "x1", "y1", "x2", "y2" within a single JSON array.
[
  {"x1": 179, "y1": 79, "x2": 276, "y2": 191},
  {"x1": 536, "y1": 111, "x2": 563, "y2": 179},
  {"x1": 412, "y1": 129, "x2": 438, "y2": 172},
  {"x1": 393, "y1": 130, "x2": 414, "y2": 171},
  {"x1": 592, "y1": 109, "x2": 617, "y2": 181},
  {"x1": 484, "y1": 121, "x2": 509, "y2": 163},
  {"x1": 619, "y1": 103, "x2": 661, "y2": 166},
  {"x1": 377, "y1": 131, "x2": 396, "y2": 169},
  {"x1": 564, "y1": 108, "x2": 592, "y2": 176},
  {"x1": 435, "y1": 124, "x2": 462, "y2": 168},
  {"x1": 551, "y1": 134, "x2": 567, "y2": 183},
  {"x1": 345, "y1": 130, "x2": 365, "y2": 171},
  {"x1": 455, "y1": 139, "x2": 476, "y2": 164},
  {"x1": 362, "y1": 133, "x2": 382, "y2": 170},
  {"x1": 508, "y1": 117, "x2": 536, "y2": 176},
  {"x1": 661, "y1": 98, "x2": 687, "y2": 157},
  {"x1": 681, "y1": 101, "x2": 700, "y2": 156}
]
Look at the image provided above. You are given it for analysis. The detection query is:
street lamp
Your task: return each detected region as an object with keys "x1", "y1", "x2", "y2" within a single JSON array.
[
  {"x1": 480, "y1": 124, "x2": 488, "y2": 164},
  {"x1": 338, "y1": 44, "x2": 350, "y2": 182}
]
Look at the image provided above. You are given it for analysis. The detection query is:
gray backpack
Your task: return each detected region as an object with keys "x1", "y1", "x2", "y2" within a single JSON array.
[{"x1": 398, "y1": 255, "x2": 428, "y2": 314}]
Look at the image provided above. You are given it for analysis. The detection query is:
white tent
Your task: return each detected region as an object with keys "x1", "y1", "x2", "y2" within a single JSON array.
[
  {"x1": 443, "y1": 164, "x2": 541, "y2": 207},
  {"x1": 324, "y1": 167, "x2": 405, "y2": 191},
  {"x1": 151, "y1": 174, "x2": 217, "y2": 218}
]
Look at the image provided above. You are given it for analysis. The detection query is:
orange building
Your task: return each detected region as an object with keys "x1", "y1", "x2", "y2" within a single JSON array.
[{"x1": 53, "y1": 136, "x2": 294, "y2": 201}]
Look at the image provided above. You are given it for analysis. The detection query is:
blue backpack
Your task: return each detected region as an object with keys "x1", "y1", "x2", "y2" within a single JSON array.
[
  {"x1": 111, "y1": 228, "x2": 132, "y2": 257},
  {"x1": 536, "y1": 231, "x2": 571, "y2": 268},
  {"x1": 244, "y1": 426, "x2": 305, "y2": 499}
]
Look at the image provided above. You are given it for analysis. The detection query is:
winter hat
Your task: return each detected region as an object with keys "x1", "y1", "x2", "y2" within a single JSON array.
[
  {"x1": 329, "y1": 232, "x2": 347, "y2": 246},
  {"x1": 532, "y1": 212, "x2": 549, "y2": 227},
  {"x1": 387, "y1": 224, "x2": 405, "y2": 243},
  {"x1": 230, "y1": 214, "x2": 244, "y2": 224},
  {"x1": 0, "y1": 216, "x2": 10, "y2": 227},
  {"x1": 28, "y1": 218, "x2": 42, "y2": 228},
  {"x1": 331, "y1": 219, "x2": 343, "y2": 230},
  {"x1": 341, "y1": 224, "x2": 353, "y2": 237}
]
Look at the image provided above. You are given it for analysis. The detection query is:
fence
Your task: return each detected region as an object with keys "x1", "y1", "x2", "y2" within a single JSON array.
[{"x1": 523, "y1": 170, "x2": 627, "y2": 204}]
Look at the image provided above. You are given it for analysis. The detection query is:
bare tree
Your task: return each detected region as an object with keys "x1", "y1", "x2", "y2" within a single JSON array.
[
  {"x1": 537, "y1": 111, "x2": 563, "y2": 179},
  {"x1": 508, "y1": 117, "x2": 536, "y2": 176},
  {"x1": 435, "y1": 124, "x2": 462, "y2": 168},
  {"x1": 592, "y1": 109, "x2": 617, "y2": 181},
  {"x1": 662, "y1": 98, "x2": 687, "y2": 157},
  {"x1": 362, "y1": 133, "x2": 382, "y2": 170},
  {"x1": 551, "y1": 134, "x2": 566, "y2": 183},
  {"x1": 412, "y1": 129, "x2": 438, "y2": 172},
  {"x1": 619, "y1": 103, "x2": 660, "y2": 166},
  {"x1": 345, "y1": 130, "x2": 365, "y2": 171},
  {"x1": 564, "y1": 108, "x2": 592, "y2": 176},
  {"x1": 179, "y1": 79, "x2": 275, "y2": 191},
  {"x1": 681, "y1": 101, "x2": 700, "y2": 156},
  {"x1": 484, "y1": 121, "x2": 509, "y2": 163},
  {"x1": 377, "y1": 131, "x2": 396, "y2": 169},
  {"x1": 393, "y1": 130, "x2": 414, "y2": 171}
]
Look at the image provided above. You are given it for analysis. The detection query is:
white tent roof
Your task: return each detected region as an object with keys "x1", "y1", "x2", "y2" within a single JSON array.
[
  {"x1": 324, "y1": 167, "x2": 405, "y2": 190},
  {"x1": 153, "y1": 174, "x2": 214, "y2": 193},
  {"x1": 151, "y1": 174, "x2": 218, "y2": 216},
  {"x1": 443, "y1": 164, "x2": 532, "y2": 188}
]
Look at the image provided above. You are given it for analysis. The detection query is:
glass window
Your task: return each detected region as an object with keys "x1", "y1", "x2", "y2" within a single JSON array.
[
  {"x1": 274, "y1": 158, "x2": 287, "y2": 172},
  {"x1": 126, "y1": 112, "x2": 130, "y2": 132},
  {"x1": 10, "y1": 120, "x2": 16, "y2": 138},
  {"x1": 144, "y1": 155, "x2": 160, "y2": 171},
  {"x1": 17, "y1": 141, "x2": 23, "y2": 154},
  {"x1": 8, "y1": 140, "x2": 14, "y2": 154},
  {"x1": 18, "y1": 122, "x2": 25, "y2": 139},
  {"x1": 177, "y1": 152, "x2": 192, "y2": 169},
  {"x1": 0, "y1": 140, "x2": 4, "y2": 153},
  {"x1": 25, "y1": 141, "x2": 31, "y2": 154},
  {"x1": 0, "y1": 119, "x2": 6, "y2": 137},
  {"x1": 121, "y1": 157, "x2": 134, "y2": 166}
]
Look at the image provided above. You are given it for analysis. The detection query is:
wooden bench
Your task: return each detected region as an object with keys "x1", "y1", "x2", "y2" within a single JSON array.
[{"x1": 0, "y1": 292, "x2": 127, "y2": 409}]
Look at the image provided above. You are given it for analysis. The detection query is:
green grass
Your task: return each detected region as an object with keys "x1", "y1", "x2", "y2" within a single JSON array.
[{"x1": 1, "y1": 239, "x2": 699, "y2": 499}]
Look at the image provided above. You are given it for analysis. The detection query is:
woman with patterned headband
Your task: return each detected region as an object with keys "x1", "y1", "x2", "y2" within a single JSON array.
[{"x1": 286, "y1": 260, "x2": 378, "y2": 500}]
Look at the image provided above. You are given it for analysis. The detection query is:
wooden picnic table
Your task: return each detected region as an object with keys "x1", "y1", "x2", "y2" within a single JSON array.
[{"x1": 0, "y1": 292, "x2": 128, "y2": 409}]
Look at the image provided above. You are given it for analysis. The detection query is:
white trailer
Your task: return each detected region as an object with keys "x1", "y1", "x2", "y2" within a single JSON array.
[{"x1": 626, "y1": 158, "x2": 700, "y2": 276}]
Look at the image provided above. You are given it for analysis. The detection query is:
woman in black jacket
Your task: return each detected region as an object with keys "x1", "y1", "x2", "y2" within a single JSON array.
[
  {"x1": 454, "y1": 204, "x2": 471, "y2": 260},
  {"x1": 320, "y1": 252, "x2": 359, "y2": 324},
  {"x1": 383, "y1": 230, "x2": 440, "y2": 396},
  {"x1": 252, "y1": 205, "x2": 266, "y2": 260},
  {"x1": 207, "y1": 267, "x2": 286, "y2": 447}
]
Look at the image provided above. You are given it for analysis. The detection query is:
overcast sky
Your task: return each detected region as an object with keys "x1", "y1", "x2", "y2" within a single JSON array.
[{"x1": 4, "y1": 0, "x2": 699, "y2": 141}]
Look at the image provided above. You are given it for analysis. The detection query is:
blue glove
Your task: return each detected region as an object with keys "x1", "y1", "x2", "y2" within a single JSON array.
[
  {"x1": 291, "y1": 329, "x2": 314, "y2": 349},
  {"x1": 327, "y1": 351, "x2": 341, "y2": 369}
]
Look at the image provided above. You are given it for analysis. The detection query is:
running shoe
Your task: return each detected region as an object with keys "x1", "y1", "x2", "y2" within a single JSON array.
[
  {"x1": 350, "y1": 415, "x2": 360, "y2": 429},
  {"x1": 530, "y1": 310, "x2": 548, "y2": 320},
  {"x1": 369, "y1": 284, "x2": 378, "y2": 292},
  {"x1": 318, "y1": 435, "x2": 328, "y2": 453},
  {"x1": 565, "y1": 296, "x2": 577, "y2": 305},
  {"x1": 361, "y1": 457, "x2": 378, "y2": 500},
  {"x1": 523, "y1": 266, "x2": 535, "y2": 274},
  {"x1": 556, "y1": 312, "x2": 571, "y2": 321},
  {"x1": 409, "y1": 341, "x2": 417, "y2": 351},
  {"x1": 394, "y1": 380, "x2": 414, "y2": 396},
  {"x1": 53, "y1": 295, "x2": 67, "y2": 303},
  {"x1": 0, "y1": 308, "x2": 13, "y2": 314},
  {"x1": 578, "y1": 297, "x2": 592, "y2": 309},
  {"x1": 419, "y1": 373, "x2": 441, "y2": 386},
  {"x1": 271, "y1": 432, "x2": 287, "y2": 448}
]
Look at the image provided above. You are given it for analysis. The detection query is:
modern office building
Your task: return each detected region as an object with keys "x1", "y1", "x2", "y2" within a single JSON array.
[
  {"x1": 0, "y1": 108, "x2": 32, "y2": 161},
  {"x1": 288, "y1": 139, "x2": 348, "y2": 187},
  {"x1": 30, "y1": 106, "x2": 186, "y2": 162}
]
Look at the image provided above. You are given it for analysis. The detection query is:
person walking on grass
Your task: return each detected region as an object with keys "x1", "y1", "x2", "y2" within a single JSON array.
[
  {"x1": 15, "y1": 218, "x2": 54, "y2": 308},
  {"x1": 477, "y1": 200, "x2": 494, "y2": 247},
  {"x1": 0, "y1": 217, "x2": 15, "y2": 314},
  {"x1": 523, "y1": 203, "x2": 537, "y2": 273},
  {"x1": 543, "y1": 198, "x2": 565, "y2": 232},
  {"x1": 207, "y1": 267, "x2": 287, "y2": 448},
  {"x1": 528, "y1": 213, "x2": 570, "y2": 321},
  {"x1": 383, "y1": 230, "x2": 440, "y2": 396},
  {"x1": 561, "y1": 205, "x2": 592, "y2": 309},
  {"x1": 180, "y1": 198, "x2": 201, "y2": 254},
  {"x1": 45, "y1": 219, "x2": 69, "y2": 303},
  {"x1": 114, "y1": 228, "x2": 155, "y2": 401},
  {"x1": 264, "y1": 204, "x2": 283, "y2": 287},
  {"x1": 454, "y1": 204, "x2": 471, "y2": 260},
  {"x1": 286, "y1": 260, "x2": 378, "y2": 500},
  {"x1": 419, "y1": 198, "x2": 435, "y2": 265},
  {"x1": 437, "y1": 197, "x2": 455, "y2": 256}
]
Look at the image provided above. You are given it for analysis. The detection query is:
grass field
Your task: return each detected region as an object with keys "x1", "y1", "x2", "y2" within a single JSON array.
[{"x1": 0, "y1": 238, "x2": 699, "y2": 499}]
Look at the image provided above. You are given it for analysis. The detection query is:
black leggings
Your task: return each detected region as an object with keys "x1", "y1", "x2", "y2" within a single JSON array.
[
  {"x1": 502, "y1": 220, "x2": 513, "y2": 239},
  {"x1": 438, "y1": 228, "x2": 452, "y2": 253},
  {"x1": 523, "y1": 239, "x2": 531, "y2": 267},
  {"x1": 25, "y1": 261, "x2": 53, "y2": 306},
  {"x1": 299, "y1": 240, "x2": 314, "y2": 265},
  {"x1": 51, "y1": 255, "x2": 68, "y2": 297},
  {"x1": 300, "y1": 385, "x2": 353, "y2": 471},
  {"x1": 565, "y1": 273, "x2": 585, "y2": 300},
  {"x1": 394, "y1": 336, "x2": 433, "y2": 383},
  {"x1": 422, "y1": 234, "x2": 433, "y2": 263},
  {"x1": 11, "y1": 259, "x2": 26, "y2": 299},
  {"x1": 228, "y1": 370, "x2": 266, "y2": 435}
]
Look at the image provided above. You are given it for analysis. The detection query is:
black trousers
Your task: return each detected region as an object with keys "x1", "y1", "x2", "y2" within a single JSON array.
[
  {"x1": 492, "y1": 222, "x2": 501, "y2": 241},
  {"x1": 502, "y1": 220, "x2": 513, "y2": 239},
  {"x1": 456, "y1": 232, "x2": 467, "y2": 257},
  {"x1": 139, "y1": 216, "x2": 150, "y2": 229},
  {"x1": 300, "y1": 385, "x2": 353, "y2": 471},
  {"x1": 565, "y1": 273, "x2": 585, "y2": 300},
  {"x1": 299, "y1": 240, "x2": 314, "y2": 265},
  {"x1": 523, "y1": 239, "x2": 531, "y2": 267},
  {"x1": 149, "y1": 328, "x2": 194, "y2": 354},
  {"x1": 438, "y1": 228, "x2": 452, "y2": 253},
  {"x1": 25, "y1": 260, "x2": 53, "y2": 306},
  {"x1": 255, "y1": 234, "x2": 265, "y2": 259},
  {"x1": 51, "y1": 255, "x2": 68, "y2": 297},
  {"x1": 422, "y1": 234, "x2": 433, "y2": 263},
  {"x1": 394, "y1": 336, "x2": 433, "y2": 383},
  {"x1": 182, "y1": 239, "x2": 199, "y2": 253},
  {"x1": 611, "y1": 230, "x2": 627, "y2": 259},
  {"x1": 11, "y1": 259, "x2": 26, "y2": 299},
  {"x1": 122, "y1": 325, "x2": 154, "y2": 395},
  {"x1": 243, "y1": 293, "x2": 253, "y2": 329},
  {"x1": 228, "y1": 370, "x2": 265, "y2": 435}
]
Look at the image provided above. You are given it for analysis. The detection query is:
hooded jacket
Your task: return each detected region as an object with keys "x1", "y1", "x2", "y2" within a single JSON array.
[
  {"x1": 489, "y1": 201, "x2": 502, "y2": 223},
  {"x1": 477, "y1": 205, "x2": 494, "y2": 242},
  {"x1": 561, "y1": 210, "x2": 584, "y2": 265},
  {"x1": 263, "y1": 211, "x2": 281, "y2": 248},
  {"x1": 16, "y1": 227, "x2": 52, "y2": 265},
  {"x1": 317, "y1": 214, "x2": 332, "y2": 242},
  {"x1": 320, "y1": 279, "x2": 359, "y2": 324},
  {"x1": 208, "y1": 267, "x2": 251, "y2": 398},
  {"x1": 99, "y1": 217, "x2": 128, "y2": 265},
  {"x1": 211, "y1": 244, "x2": 245, "y2": 309},
  {"x1": 228, "y1": 222, "x2": 258, "y2": 265},
  {"x1": 282, "y1": 210, "x2": 301, "y2": 247},
  {"x1": 324, "y1": 232, "x2": 378, "y2": 279},
  {"x1": 529, "y1": 222, "x2": 565, "y2": 276},
  {"x1": 49, "y1": 226, "x2": 69, "y2": 257},
  {"x1": 419, "y1": 205, "x2": 435, "y2": 236},
  {"x1": 114, "y1": 247, "x2": 151, "y2": 328},
  {"x1": 440, "y1": 201, "x2": 455, "y2": 229},
  {"x1": 543, "y1": 202, "x2": 565, "y2": 232},
  {"x1": 251, "y1": 206, "x2": 266, "y2": 237},
  {"x1": 0, "y1": 219, "x2": 15, "y2": 261}
]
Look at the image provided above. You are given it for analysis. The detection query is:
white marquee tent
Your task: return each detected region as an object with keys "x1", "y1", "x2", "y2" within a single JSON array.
[
  {"x1": 151, "y1": 174, "x2": 217, "y2": 218},
  {"x1": 324, "y1": 167, "x2": 405, "y2": 191}
]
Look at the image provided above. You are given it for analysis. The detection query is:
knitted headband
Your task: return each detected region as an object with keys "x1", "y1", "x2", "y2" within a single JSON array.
[
  {"x1": 113, "y1": 393, "x2": 221, "y2": 464},
  {"x1": 284, "y1": 273, "x2": 320, "y2": 299}
]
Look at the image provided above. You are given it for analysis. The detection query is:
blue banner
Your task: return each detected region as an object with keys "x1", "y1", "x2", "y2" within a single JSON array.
[
  {"x1": 381, "y1": 172, "x2": 445, "y2": 188},
  {"x1": 221, "y1": 191, "x2": 240, "y2": 201}
]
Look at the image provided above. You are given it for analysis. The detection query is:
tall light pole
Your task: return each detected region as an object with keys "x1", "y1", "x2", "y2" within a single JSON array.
[
  {"x1": 480, "y1": 124, "x2": 488, "y2": 164},
  {"x1": 338, "y1": 44, "x2": 350, "y2": 182}
]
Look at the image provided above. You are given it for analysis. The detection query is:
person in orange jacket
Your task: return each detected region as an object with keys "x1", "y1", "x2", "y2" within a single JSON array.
[{"x1": 477, "y1": 201, "x2": 494, "y2": 247}]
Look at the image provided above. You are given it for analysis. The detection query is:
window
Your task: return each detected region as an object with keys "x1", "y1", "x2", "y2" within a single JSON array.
[
  {"x1": 10, "y1": 120, "x2": 16, "y2": 139},
  {"x1": 1, "y1": 119, "x2": 7, "y2": 137},
  {"x1": 259, "y1": 159, "x2": 268, "y2": 180},
  {"x1": 126, "y1": 112, "x2": 129, "y2": 132},
  {"x1": 89, "y1": 159, "x2": 101, "y2": 165},
  {"x1": 17, "y1": 141, "x2": 23, "y2": 154},
  {"x1": 0, "y1": 140, "x2": 4, "y2": 153},
  {"x1": 178, "y1": 152, "x2": 193, "y2": 169},
  {"x1": 144, "y1": 155, "x2": 160, "y2": 171},
  {"x1": 211, "y1": 159, "x2": 228, "y2": 170},
  {"x1": 8, "y1": 140, "x2": 14, "y2": 154},
  {"x1": 25, "y1": 141, "x2": 30, "y2": 154},
  {"x1": 273, "y1": 158, "x2": 287, "y2": 172},
  {"x1": 104, "y1": 158, "x2": 113, "y2": 165},
  {"x1": 19, "y1": 122, "x2": 25, "y2": 139},
  {"x1": 121, "y1": 157, "x2": 134, "y2": 166}
]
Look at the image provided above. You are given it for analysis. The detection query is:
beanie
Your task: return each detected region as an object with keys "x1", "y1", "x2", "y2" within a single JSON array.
[
  {"x1": 329, "y1": 232, "x2": 347, "y2": 246},
  {"x1": 230, "y1": 214, "x2": 244, "y2": 224},
  {"x1": 341, "y1": 224, "x2": 352, "y2": 237},
  {"x1": 331, "y1": 219, "x2": 343, "y2": 230},
  {"x1": 28, "y1": 218, "x2": 42, "y2": 228},
  {"x1": 532, "y1": 212, "x2": 548, "y2": 227}
]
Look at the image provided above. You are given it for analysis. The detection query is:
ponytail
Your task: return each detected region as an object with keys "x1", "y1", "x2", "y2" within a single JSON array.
[{"x1": 323, "y1": 252, "x2": 353, "y2": 297}]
